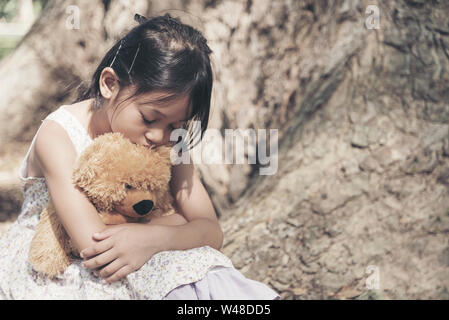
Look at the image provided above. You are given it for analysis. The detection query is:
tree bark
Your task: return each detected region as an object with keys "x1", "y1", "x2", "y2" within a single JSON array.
[
  {"x1": 216, "y1": 0, "x2": 449, "y2": 299},
  {"x1": 1, "y1": 0, "x2": 448, "y2": 299}
]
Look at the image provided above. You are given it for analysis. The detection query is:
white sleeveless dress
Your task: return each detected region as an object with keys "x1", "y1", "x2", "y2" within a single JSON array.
[{"x1": 0, "y1": 105, "x2": 279, "y2": 300}]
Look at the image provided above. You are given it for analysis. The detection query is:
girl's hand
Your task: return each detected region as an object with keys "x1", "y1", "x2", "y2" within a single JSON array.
[{"x1": 80, "y1": 223, "x2": 168, "y2": 284}]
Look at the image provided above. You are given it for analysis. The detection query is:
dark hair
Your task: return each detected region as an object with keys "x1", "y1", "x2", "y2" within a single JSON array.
[{"x1": 75, "y1": 13, "x2": 213, "y2": 150}]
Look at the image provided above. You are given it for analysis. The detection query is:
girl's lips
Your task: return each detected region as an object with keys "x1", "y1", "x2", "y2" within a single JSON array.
[
  {"x1": 142, "y1": 139, "x2": 152, "y2": 148},
  {"x1": 144, "y1": 142, "x2": 156, "y2": 149}
]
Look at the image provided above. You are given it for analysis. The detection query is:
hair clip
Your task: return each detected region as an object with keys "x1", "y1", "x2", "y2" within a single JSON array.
[
  {"x1": 109, "y1": 39, "x2": 123, "y2": 68},
  {"x1": 134, "y1": 13, "x2": 147, "y2": 24},
  {"x1": 128, "y1": 43, "x2": 141, "y2": 75}
]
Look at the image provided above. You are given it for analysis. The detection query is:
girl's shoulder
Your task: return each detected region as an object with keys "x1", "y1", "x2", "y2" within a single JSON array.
[
  {"x1": 26, "y1": 101, "x2": 91, "y2": 179},
  {"x1": 23, "y1": 117, "x2": 76, "y2": 179},
  {"x1": 61, "y1": 100, "x2": 92, "y2": 133},
  {"x1": 34, "y1": 118, "x2": 78, "y2": 173}
]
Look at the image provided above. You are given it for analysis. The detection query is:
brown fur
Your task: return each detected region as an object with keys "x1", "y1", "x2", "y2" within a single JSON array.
[{"x1": 28, "y1": 132, "x2": 176, "y2": 277}]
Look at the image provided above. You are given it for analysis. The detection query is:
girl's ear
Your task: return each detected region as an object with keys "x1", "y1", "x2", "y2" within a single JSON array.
[{"x1": 99, "y1": 68, "x2": 120, "y2": 99}]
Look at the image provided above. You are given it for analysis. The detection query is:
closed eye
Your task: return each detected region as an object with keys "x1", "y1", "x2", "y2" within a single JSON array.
[
  {"x1": 141, "y1": 114, "x2": 185, "y2": 130},
  {"x1": 141, "y1": 114, "x2": 154, "y2": 125}
]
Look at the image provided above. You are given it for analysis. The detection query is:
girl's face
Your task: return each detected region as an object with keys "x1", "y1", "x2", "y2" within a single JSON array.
[{"x1": 108, "y1": 88, "x2": 191, "y2": 148}]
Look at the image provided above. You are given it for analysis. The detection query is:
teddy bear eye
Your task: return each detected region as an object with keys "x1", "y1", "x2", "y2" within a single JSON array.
[{"x1": 125, "y1": 184, "x2": 132, "y2": 189}]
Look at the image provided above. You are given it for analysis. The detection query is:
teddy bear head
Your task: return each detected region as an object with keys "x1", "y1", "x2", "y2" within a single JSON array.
[{"x1": 72, "y1": 132, "x2": 174, "y2": 220}]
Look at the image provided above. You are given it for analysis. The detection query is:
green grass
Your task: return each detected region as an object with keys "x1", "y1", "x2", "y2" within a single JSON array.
[{"x1": 0, "y1": 34, "x2": 21, "y2": 60}]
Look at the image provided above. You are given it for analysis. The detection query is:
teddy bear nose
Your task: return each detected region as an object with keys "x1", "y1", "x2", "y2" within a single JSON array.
[{"x1": 133, "y1": 200, "x2": 154, "y2": 216}]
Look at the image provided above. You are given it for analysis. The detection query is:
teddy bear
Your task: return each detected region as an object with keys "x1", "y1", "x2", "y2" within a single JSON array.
[{"x1": 28, "y1": 132, "x2": 177, "y2": 277}]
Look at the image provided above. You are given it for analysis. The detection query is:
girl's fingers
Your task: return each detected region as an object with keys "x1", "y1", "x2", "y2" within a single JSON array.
[
  {"x1": 92, "y1": 226, "x2": 120, "y2": 241},
  {"x1": 103, "y1": 265, "x2": 134, "y2": 284},
  {"x1": 82, "y1": 247, "x2": 116, "y2": 269},
  {"x1": 97, "y1": 258, "x2": 125, "y2": 279},
  {"x1": 92, "y1": 232, "x2": 109, "y2": 241},
  {"x1": 80, "y1": 238, "x2": 113, "y2": 259}
]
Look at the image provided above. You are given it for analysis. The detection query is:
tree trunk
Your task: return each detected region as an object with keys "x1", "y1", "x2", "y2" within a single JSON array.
[
  {"x1": 1, "y1": 0, "x2": 449, "y2": 299},
  {"x1": 217, "y1": 0, "x2": 449, "y2": 299}
]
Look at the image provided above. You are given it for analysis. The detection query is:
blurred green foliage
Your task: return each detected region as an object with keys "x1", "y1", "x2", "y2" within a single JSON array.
[
  {"x1": 0, "y1": 35, "x2": 19, "y2": 60},
  {"x1": 0, "y1": 0, "x2": 49, "y2": 60},
  {"x1": 0, "y1": 0, "x2": 18, "y2": 22},
  {"x1": 0, "y1": 0, "x2": 49, "y2": 21}
]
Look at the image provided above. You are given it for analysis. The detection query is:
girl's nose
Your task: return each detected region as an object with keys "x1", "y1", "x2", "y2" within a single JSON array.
[{"x1": 145, "y1": 129, "x2": 167, "y2": 145}]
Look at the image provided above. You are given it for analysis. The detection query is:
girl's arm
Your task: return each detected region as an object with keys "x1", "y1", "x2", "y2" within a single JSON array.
[
  {"x1": 81, "y1": 154, "x2": 224, "y2": 283},
  {"x1": 133, "y1": 154, "x2": 223, "y2": 250},
  {"x1": 161, "y1": 155, "x2": 224, "y2": 251},
  {"x1": 35, "y1": 120, "x2": 107, "y2": 252},
  {"x1": 100, "y1": 152, "x2": 223, "y2": 251}
]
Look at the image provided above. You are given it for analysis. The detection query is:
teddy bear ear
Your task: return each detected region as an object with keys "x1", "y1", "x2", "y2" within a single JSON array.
[
  {"x1": 156, "y1": 145, "x2": 175, "y2": 167},
  {"x1": 72, "y1": 158, "x2": 95, "y2": 191},
  {"x1": 95, "y1": 132, "x2": 127, "y2": 145},
  {"x1": 71, "y1": 133, "x2": 121, "y2": 188},
  {"x1": 157, "y1": 145, "x2": 171, "y2": 158}
]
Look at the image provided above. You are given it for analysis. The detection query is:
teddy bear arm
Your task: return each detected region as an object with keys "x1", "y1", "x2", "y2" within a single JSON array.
[{"x1": 28, "y1": 203, "x2": 73, "y2": 277}]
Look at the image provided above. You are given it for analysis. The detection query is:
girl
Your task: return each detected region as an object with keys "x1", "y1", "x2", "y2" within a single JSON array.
[{"x1": 0, "y1": 13, "x2": 279, "y2": 300}]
